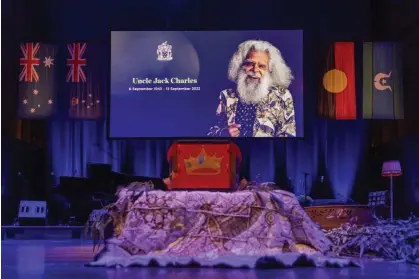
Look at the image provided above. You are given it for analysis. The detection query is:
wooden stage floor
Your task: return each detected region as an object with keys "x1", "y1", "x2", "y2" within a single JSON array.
[{"x1": 1, "y1": 239, "x2": 418, "y2": 279}]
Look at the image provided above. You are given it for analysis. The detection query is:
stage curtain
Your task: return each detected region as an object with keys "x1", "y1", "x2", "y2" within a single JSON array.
[
  {"x1": 130, "y1": 139, "x2": 172, "y2": 178},
  {"x1": 48, "y1": 118, "x2": 369, "y2": 201},
  {"x1": 325, "y1": 120, "x2": 368, "y2": 198},
  {"x1": 401, "y1": 133, "x2": 419, "y2": 215},
  {"x1": 49, "y1": 120, "x2": 128, "y2": 178},
  {"x1": 48, "y1": 120, "x2": 172, "y2": 179}
]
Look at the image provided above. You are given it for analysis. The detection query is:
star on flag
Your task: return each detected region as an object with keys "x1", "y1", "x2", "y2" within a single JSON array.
[
  {"x1": 30, "y1": 108, "x2": 35, "y2": 113},
  {"x1": 22, "y1": 96, "x2": 53, "y2": 107},
  {"x1": 33, "y1": 89, "x2": 39, "y2": 95},
  {"x1": 72, "y1": 92, "x2": 100, "y2": 108},
  {"x1": 43, "y1": 56, "x2": 54, "y2": 68}
]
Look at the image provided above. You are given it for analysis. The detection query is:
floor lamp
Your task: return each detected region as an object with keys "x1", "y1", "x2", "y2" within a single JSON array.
[{"x1": 381, "y1": 160, "x2": 402, "y2": 223}]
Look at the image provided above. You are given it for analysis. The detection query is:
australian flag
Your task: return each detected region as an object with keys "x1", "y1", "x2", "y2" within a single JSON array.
[
  {"x1": 66, "y1": 42, "x2": 104, "y2": 119},
  {"x1": 18, "y1": 43, "x2": 56, "y2": 118}
]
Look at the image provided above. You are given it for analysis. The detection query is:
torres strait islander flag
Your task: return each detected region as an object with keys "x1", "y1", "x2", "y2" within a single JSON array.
[
  {"x1": 363, "y1": 42, "x2": 404, "y2": 119},
  {"x1": 318, "y1": 42, "x2": 356, "y2": 120}
]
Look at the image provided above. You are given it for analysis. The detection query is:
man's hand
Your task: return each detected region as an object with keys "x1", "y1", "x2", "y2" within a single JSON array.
[{"x1": 228, "y1": 124, "x2": 241, "y2": 137}]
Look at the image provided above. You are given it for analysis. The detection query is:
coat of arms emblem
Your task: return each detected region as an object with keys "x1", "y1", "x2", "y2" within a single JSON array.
[{"x1": 157, "y1": 41, "x2": 173, "y2": 61}]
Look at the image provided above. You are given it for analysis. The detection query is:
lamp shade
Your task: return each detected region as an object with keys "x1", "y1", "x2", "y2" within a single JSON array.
[{"x1": 381, "y1": 160, "x2": 402, "y2": 177}]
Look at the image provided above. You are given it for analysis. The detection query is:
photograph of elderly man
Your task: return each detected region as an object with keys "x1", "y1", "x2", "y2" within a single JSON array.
[{"x1": 208, "y1": 40, "x2": 296, "y2": 137}]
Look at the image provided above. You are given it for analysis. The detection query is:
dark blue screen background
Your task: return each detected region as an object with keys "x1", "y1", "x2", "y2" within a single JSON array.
[{"x1": 110, "y1": 31, "x2": 303, "y2": 138}]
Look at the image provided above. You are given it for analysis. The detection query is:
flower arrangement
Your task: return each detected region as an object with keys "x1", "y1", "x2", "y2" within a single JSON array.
[{"x1": 325, "y1": 214, "x2": 419, "y2": 264}]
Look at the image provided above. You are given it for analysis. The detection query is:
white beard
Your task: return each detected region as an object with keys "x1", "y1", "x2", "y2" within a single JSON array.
[{"x1": 236, "y1": 70, "x2": 272, "y2": 104}]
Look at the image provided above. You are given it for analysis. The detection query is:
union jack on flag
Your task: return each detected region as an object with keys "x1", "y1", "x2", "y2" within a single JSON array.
[
  {"x1": 19, "y1": 43, "x2": 41, "y2": 82},
  {"x1": 66, "y1": 42, "x2": 87, "y2": 83}
]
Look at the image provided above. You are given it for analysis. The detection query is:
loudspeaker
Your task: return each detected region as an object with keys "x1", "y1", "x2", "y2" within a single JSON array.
[{"x1": 18, "y1": 200, "x2": 47, "y2": 226}]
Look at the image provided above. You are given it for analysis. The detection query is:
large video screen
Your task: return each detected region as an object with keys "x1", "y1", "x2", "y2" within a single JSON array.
[{"x1": 110, "y1": 31, "x2": 303, "y2": 138}]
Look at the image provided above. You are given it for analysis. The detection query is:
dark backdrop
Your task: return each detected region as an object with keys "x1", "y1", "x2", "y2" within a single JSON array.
[{"x1": 2, "y1": 0, "x2": 419, "y2": 223}]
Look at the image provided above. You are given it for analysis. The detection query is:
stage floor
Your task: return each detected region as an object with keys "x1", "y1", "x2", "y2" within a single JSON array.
[{"x1": 1, "y1": 239, "x2": 418, "y2": 279}]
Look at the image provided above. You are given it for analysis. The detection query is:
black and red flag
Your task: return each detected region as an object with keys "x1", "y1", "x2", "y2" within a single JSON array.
[
  {"x1": 318, "y1": 42, "x2": 357, "y2": 120},
  {"x1": 18, "y1": 43, "x2": 57, "y2": 118},
  {"x1": 65, "y1": 42, "x2": 104, "y2": 119}
]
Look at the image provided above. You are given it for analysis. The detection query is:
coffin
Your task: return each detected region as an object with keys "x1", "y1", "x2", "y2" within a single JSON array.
[{"x1": 167, "y1": 141, "x2": 241, "y2": 190}]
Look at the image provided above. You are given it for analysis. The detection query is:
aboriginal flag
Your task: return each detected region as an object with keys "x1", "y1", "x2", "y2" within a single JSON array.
[
  {"x1": 363, "y1": 42, "x2": 404, "y2": 119},
  {"x1": 318, "y1": 42, "x2": 356, "y2": 120}
]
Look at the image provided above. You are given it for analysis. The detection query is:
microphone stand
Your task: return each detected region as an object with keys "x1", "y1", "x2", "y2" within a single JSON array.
[{"x1": 303, "y1": 172, "x2": 309, "y2": 200}]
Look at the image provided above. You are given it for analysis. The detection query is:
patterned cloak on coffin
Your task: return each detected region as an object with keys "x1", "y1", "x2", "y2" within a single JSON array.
[{"x1": 87, "y1": 184, "x2": 357, "y2": 268}]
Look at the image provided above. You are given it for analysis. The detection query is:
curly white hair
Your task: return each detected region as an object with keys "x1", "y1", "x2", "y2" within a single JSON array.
[{"x1": 228, "y1": 40, "x2": 294, "y2": 88}]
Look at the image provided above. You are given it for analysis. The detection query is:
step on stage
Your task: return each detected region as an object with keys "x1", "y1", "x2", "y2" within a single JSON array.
[
  {"x1": 1, "y1": 226, "x2": 84, "y2": 240},
  {"x1": 2, "y1": 239, "x2": 417, "y2": 279}
]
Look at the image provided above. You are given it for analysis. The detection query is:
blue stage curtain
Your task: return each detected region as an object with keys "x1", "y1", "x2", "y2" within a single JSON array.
[
  {"x1": 48, "y1": 118, "x2": 369, "y2": 199},
  {"x1": 401, "y1": 134, "x2": 419, "y2": 215},
  {"x1": 129, "y1": 140, "x2": 172, "y2": 178},
  {"x1": 1, "y1": 139, "x2": 10, "y2": 196},
  {"x1": 49, "y1": 120, "x2": 128, "y2": 178},
  {"x1": 48, "y1": 120, "x2": 173, "y2": 179},
  {"x1": 326, "y1": 121, "x2": 368, "y2": 198}
]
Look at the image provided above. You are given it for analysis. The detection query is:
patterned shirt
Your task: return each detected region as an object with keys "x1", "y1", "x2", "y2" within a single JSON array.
[
  {"x1": 235, "y1": 102, "x2": 257, "y2": 137},
  {"x1": 208, "y1": 86, "x2": 296, "y2": 137}
]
